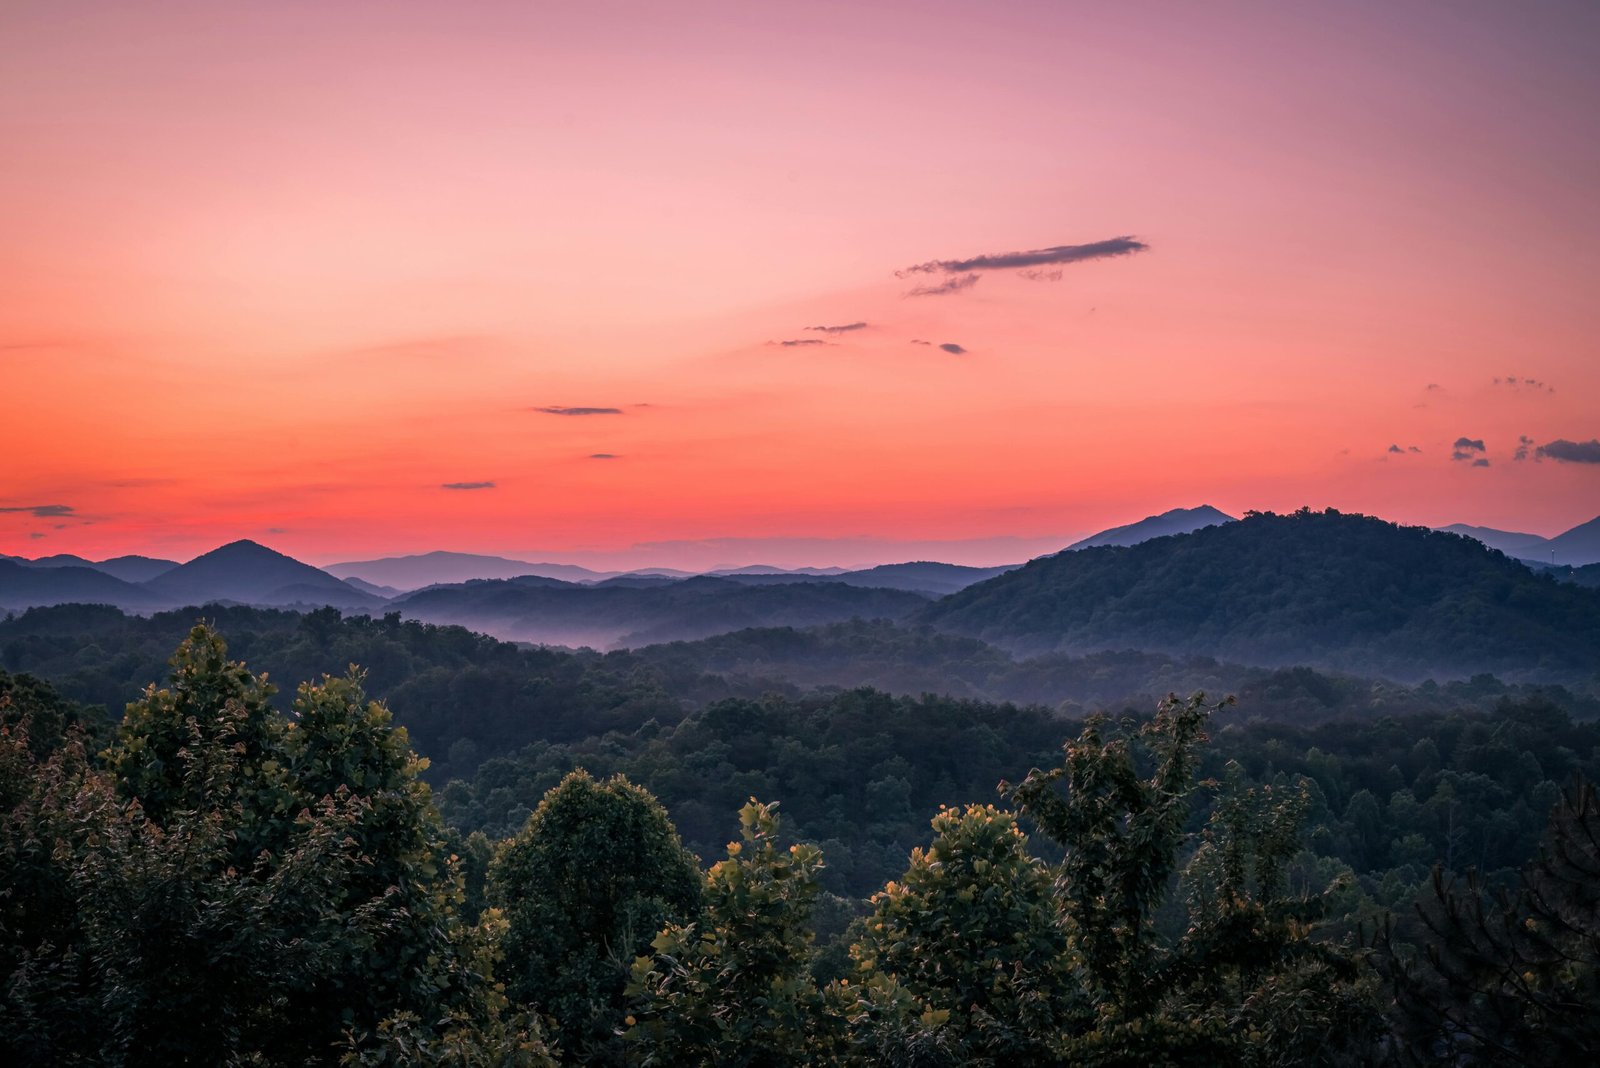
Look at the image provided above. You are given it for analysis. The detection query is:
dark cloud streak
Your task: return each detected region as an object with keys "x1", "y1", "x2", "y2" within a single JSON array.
[
  {"x1": 1536, "y1": 438, "x2": 1600, "y2": 464},
  {"x1": 533, "y1": 406, "x2": 623, "y2": 416}
]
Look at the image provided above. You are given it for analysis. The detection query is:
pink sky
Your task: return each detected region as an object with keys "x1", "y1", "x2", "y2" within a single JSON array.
[{"x1": 3, "y1": 0, "x2": 1597, "y2": 568}]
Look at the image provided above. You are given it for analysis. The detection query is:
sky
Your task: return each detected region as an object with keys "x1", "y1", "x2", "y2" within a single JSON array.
[{"x1": 3, "y1": 0, "x2": 1598, "y2": 569}]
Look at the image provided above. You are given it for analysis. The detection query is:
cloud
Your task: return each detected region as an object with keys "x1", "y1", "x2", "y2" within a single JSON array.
[
  {"x1": 1425, "y1": 383, "x2": 1441, "y2": 391},
  {"x1": 1020, "y1": 268, "x2": 1065, "y2": 282},
  {"x1": 1450, "y1": 437, "x2": 1487, "y2": 462},
  {"x1": 939, "y1": 343, "x2": 968, "y2": 355},
  {"x1": 1472, "y1": 458, "x2": 1490, "y2": 467},
  {"x1": 589, "y1": 453, "x2": 617, "y2": 460},
  {"x1": 442, "y1": 481, "x2": 496, "y2": 490},
  {"x1": 904, "y1": 273, "x2": 981, "y2": 298},
  {"x1": 805, "y1": 322, "x2": 868, "y2": 333},
  {"x1": 0, "y1": 504, "x2": 74, "y2": 518},
  {"x1": 910, "y1": 339, "x2": 933, "y2": 346},
  {"x1": 1494, "y1": 376, "x2": 1554, "y2": 393},
  {"x1": 771, "y1": 338, "x2": 829, "y2": 347},
  {"x1": 533, "y1": 406, "x2": 623, "y2": 416},
  {"x1": 29, "y1": 532, "x2": 45, "y2": 540},
  {"x1": 1409, "y1": 446, "x2": 1422, "y2": 453},
  {"x1": 1536, "y1": 438, "x2": 1600, "y2": 464},
  {"x1": 1388, "y1": 444, "x2": 1403, "y2": 454},
  {"x1": 899, "y1": 236, "x2": 1150, "y2": 277},
  {"x1": 1513, "y1": 435, "x2": 1535, "y2": 461}
]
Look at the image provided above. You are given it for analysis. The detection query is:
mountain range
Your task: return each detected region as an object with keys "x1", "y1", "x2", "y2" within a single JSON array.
[{"x1": 5, "y1": 507, "x2": 1598, "y2": 678}]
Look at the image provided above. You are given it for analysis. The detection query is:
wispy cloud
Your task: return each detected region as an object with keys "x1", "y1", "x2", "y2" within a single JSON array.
[
  {"x1": 589, "y1": 453, "x2": 618, "y2": 460},
  {"x1": 533, "y1": 406, "x2": 623, "y2": 416},
  {"x1": 1536, "y1": 438, "x2": 1600, "y2": 464},
  {"x1": 1513, "y1": 435, "x2": 1535, "y2": 461},
  {"x1": 805, "y1": 322, "x2": 868, "y2": 333},
  {"x1": 1450, "y1": 437, "x2": 1487, "y2": 462},
  {"x1": 897, "y1": 236, "x2": 1149, "y2": 296},
  {"x1": 904, "y1": 273, "x2": 981, "y2": 298},
  {"x1": 940, "y1": 343, "x2": 968, "y2": 355},
  {"x1": 442, "y1": 481, "x2": 496, "y2": 490},
  {"x1": 1493, "y1": 376, "x2": 1554, "y2": 393},
  {"x1": 0, "y1": 504, "x2": 74, "y2": 517},
  {"x1": 770, "y1": 338, "x2": 829, "y2": 347}
]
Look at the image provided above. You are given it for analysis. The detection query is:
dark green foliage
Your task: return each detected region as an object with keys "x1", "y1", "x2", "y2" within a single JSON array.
[
  {"x1": 1003, "y1": 695, "x2": 1379, "y2": 1065},
  {"x1": 489, "y1": 769, "x2": 703, "y2": 1064},
  {"x1": 625, "y1": 800, "x2": 839, "y2": 1066},
  {"x1": 447, "y1": 688, "x2": 1071, "y2": 896},
  {"x1": 0, "y1": 627, "x2": 545, "y2": 1067},
  {"x1": 845, "y1": 803, "x2": 1077, "y2": 1066},
  {"x1": 1380, "y1": 779, "x2": 1600, "y2": 1065},
  {"x1": 918, "y1": 509, "x2": 1600, "y2": 681}
]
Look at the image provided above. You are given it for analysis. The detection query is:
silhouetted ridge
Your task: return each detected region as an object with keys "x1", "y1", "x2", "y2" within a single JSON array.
[
  {"x1": 918, "y1": 508, "x2": 1600, "y2": 680},
  {"x1": 143, "y1": 539, "x2": 373, "y2": 606}
]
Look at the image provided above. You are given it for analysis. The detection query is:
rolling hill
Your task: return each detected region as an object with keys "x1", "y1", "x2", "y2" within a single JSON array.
[
  {"x1": 393, "y1": 574, "x2": 930, "y2": 648},
  {"x1": 1064, "y1": 504, "x2": 1234, "y2": 550},
  {"x1": 918, "y1": 508, "x2": 1600, "y2": 680},
  {"x1": 142, "y1": 540, "x2": 380, "y2": 608}
]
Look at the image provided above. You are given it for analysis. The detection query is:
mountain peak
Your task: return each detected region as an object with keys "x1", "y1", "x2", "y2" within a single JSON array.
[{"x1": 1066, "y1": 504, "x2": 1236, "y2": 552}]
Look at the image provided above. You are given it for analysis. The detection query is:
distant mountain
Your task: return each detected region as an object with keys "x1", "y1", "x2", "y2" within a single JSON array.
[
  {"x1": 716, "y1": 561, "x2": 1018, "y2": 596},
  {"x1": 6, "y1": 553, "x2": 178, "y2": 583},
  {"x1": 708, "y1": 565, "x2": 850, "y2": 576},
  {"x1": 340, "y1": 575, "x2": 404, "y2": 598},
  {"x1": 326, "y1": 551, "x2": 615, "y2": 590},
  {"x1": 1548, "y1": 515, "x2": 1600, "y2": 566},
  {"x1": 1435, "y1": 523, "x2": 1551, "y2": 561},
  {"x1": 144, "y1": 540, "x2": 380, "y2": 608},
  {"x1": 1438, "y1": 515, "x2": 1600, "y2": 566},
  {"x1": 918, "y1": 509, "x2": 1600, "y2": 681},
  {"x1": 392, "y1": 575, "x2": 930, "y2": 648},
  {"x1": 0, "y1": 558, "x2": 162, "y2": 611},
  {"x1": 1065, "y1": 505, "x2": 1235, "y2": 550}
]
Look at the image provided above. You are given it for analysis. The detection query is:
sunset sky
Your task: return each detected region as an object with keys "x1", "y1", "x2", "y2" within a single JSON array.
[{"x1": 4, "y1": 0, "x2": 1598, "y2": 568}]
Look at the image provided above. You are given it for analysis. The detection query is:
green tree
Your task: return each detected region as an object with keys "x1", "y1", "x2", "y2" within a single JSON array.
[
  {"x1": 1381, "y1": 778, "x2": 1600, "y2": 1065},
  {"x1": 489, "y1": 768, "x2": 702, "y2": 1064},
  {"x1": 625, "y1": 799, "x2": 838, "y2": 1065},
  {"x1": 845, "y1": 803, "x2": 1076, "y2": 1066}
]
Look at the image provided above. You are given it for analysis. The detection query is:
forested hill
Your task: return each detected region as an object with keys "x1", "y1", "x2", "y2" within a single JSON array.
[{"x1": 918, "y1": 508, "x2": 1600, "y2": 681}]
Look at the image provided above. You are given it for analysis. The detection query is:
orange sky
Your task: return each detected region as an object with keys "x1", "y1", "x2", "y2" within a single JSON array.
[{"x1": 3, "y1": 1, "x2": 1598, "y2": 568}]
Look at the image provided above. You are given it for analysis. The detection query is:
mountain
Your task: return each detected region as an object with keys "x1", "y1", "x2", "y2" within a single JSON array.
[
  {"x1": 708, "y1": 565, "x2": 850, "y2": 576},
  {"x1": 6, "y1": 553, "x2": 179, "y2": 583},
  {"x1": 144, "y1": 540, "x2": 380, "y2": 607},
  {"x1": 326, "y1": 551, "x2": 615, "y2": 589},
  {"x1": 918, "y1": 509, "x2": 1600, "y2": 681},
  {"x1": 340, "y1": 575, "x2": 404, "y2": 598},
  {"x1": 1065, "y1": 505, "x2": 1235, "y2": 550},
  {"x1": 715, "y1": 561, "x2": 1018, "y2": 596},
  {"x1": 392, "y1": 575, "x2": 930, "y2": 648},
  {"x1": 1435, "y1": 523, "x2": 1550, "y2": 561},
  {"x1": 0, "y1": 558, "x2": 162, "y2": 611},
  {"x1": 1547, "y1": 515, "x2": 1600, "y2": 566}
]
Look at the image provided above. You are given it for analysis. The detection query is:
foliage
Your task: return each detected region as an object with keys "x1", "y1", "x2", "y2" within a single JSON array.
[
  {"x1": 919, "y1": 509, "x2": 1600, "y2": 681},
  {"x1": 1004, "y1": 694, "x2": 1379, "y2": 1065},
  {"x1": 0, "y1": 627, "x2": 540, "y2": 1066},
  {"x1": 1380, "y1": 779, "x2": 1600, "y2": 1065},
  {"x1": 625, "y1": 799, "x2": 838, "y2": 1065},
  {"x1": 488, "y1": 768, "x2": 703, "y2": 1064},
  {"x1": 844, "y1": 803, "x2": 1077, "y2": 1066}
]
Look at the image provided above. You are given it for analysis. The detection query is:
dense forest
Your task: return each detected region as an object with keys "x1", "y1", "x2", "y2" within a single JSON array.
[
  {"x1": 920, "y1": 509, "x2": 1600, "y2": 680},
  {"x1": 5, "y1": 623, "x2": 1598, "y2": 1064},
  {"x1": 6, "y1": 604, "x2": 1593, "y2": 786}
]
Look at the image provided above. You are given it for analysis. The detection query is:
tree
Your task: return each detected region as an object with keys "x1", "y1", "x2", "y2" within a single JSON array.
[
  {"x1": 845, "y1": 803, "x2": 1076, "y2": 1066},
  {"x1": 489, "y1": 768, "x2": 703, "y2": 1064},
  {"x1": 1004, "y1": 693, "x2": 1377, "y2": 1065},
  {"x1": 1381, "y1": 778, "x2": 1600, "y2": 1065},
  {"x1": 625, "y1": 799, "x2": 838, "y2": 1065},
  {"x1": 2, "y1": 625, "x2": 544, "y2": 1066}
]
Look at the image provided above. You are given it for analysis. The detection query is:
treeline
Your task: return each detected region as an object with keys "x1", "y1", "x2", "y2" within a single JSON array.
[
  {"x1": 4, "y1": 605, "x2": 1592, "y2": 788},
  {"x1": 919, "y1": 509, "x2": 1600, "y2": 681},
  {"x1": 5, "y1": 629, "x2": 1596, "y2": 1065},
  {"x1": 441, "y1": 684, "x2": 1600, "y2": 904}
]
